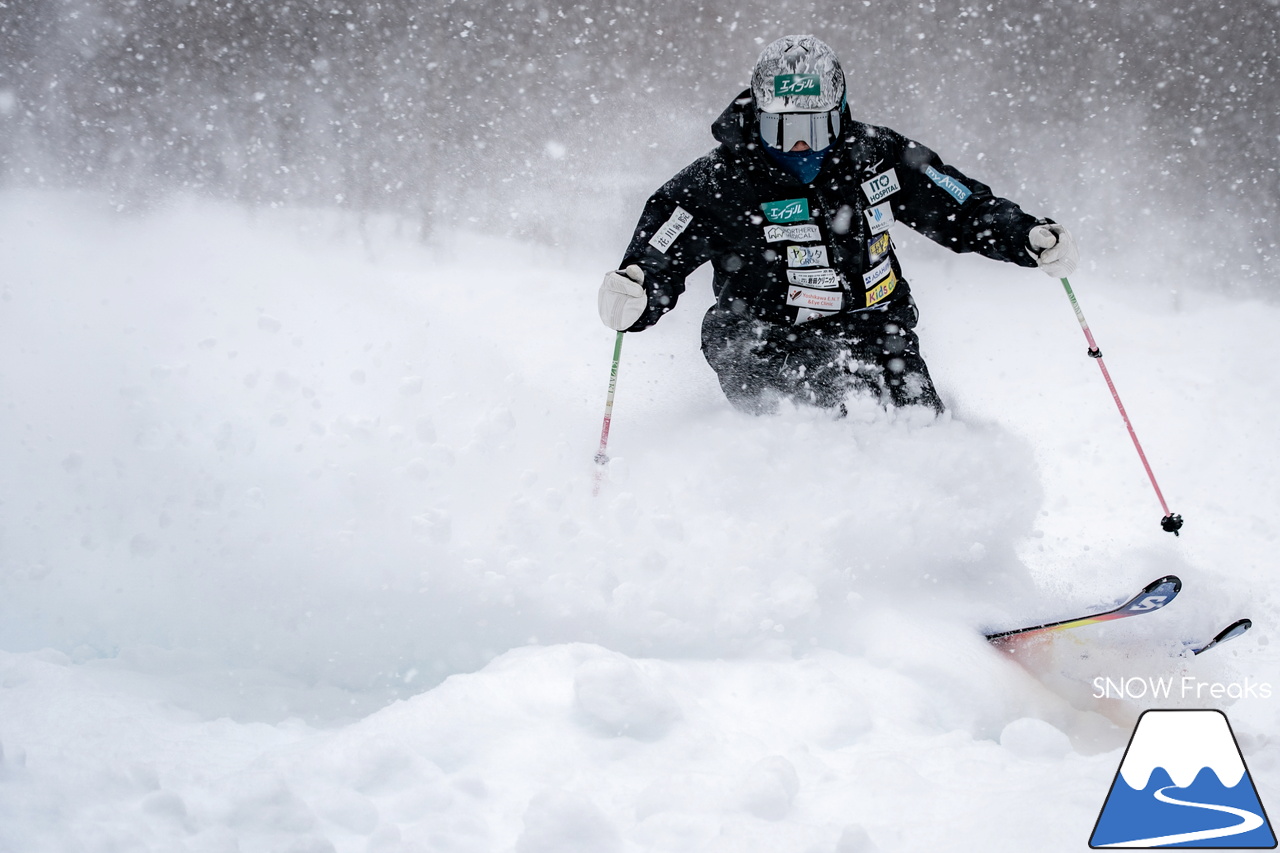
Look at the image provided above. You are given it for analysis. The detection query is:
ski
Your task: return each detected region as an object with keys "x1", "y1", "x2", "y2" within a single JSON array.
[
  {"x1": 985, "y1": 575, "x2": 1182, "y2": 645},
  {"x1": 1187, "y1": 618, "x2": 1253, "y2": 656}
]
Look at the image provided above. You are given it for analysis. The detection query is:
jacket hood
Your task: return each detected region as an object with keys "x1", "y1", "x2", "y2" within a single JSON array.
[{"x1": 711, "y1": 89, "x2": 759, "y2": 151}]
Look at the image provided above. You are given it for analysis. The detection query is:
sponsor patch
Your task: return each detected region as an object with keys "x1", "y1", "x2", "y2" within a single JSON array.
[
  {"x1": 773, "y1": 74, "x2": 821, "y2": 98},
  {"x1": 761, "y1": 198, "x2": 811, "y2": 224},
  {"x1": 865, "y1": 270, "x2": 898, "y2": 307},
  {"x1": 862, "y1": 257, "x2": 893, "y2": 289},
  {"x1": 868, "y1": 232, "x2": 891, "y2": 264},
  {"x1": 648, "y1": 206, "x2": 693, "y2": 253},
  {"x1": 861, "y1": 168, "x2": 901, "y2": 205},
  {"x1": 787, "y1": 268, "x2": 840, "y2": 289},
  {"x1": 795, "y1": 307, "x2": 837, "y2": 324},
  {"x1": 924, "y1": 165, "x2": 972, "y2": 204},
  {"x1": 864, "y1": 201, "x2": 895, "y2": 235},
  {"x1": 787, "y1": 245, "x2": 829, "y2": 268},
  {"x1": 786, "y1": 285, "x2": 844, "y2": 312},
  {"x1": 764, "y1": 223, "x2": 822, "y2": 243}
]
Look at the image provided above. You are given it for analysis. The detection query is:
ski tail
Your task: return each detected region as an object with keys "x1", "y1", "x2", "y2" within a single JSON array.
[
  {"x1": 1190, "y1": 618, "x2": 1252, "y2": 656},
  {"x1": 985, "y1": 576, "x2": 1182, "y2": 644}
]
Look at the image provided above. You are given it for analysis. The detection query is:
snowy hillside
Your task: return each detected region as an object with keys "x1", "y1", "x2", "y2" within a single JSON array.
[{"x1": 0, "y1": 192, "x2": 1276, "y2": 852}]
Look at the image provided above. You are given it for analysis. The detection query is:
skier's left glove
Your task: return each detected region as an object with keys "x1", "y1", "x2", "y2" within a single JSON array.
[
  {"x1": 1027, "y1": 222, "x2": 1079, "y2": 278},
  {"x1": 598, "y1": 264, "x2": 648, "y2": 330}
]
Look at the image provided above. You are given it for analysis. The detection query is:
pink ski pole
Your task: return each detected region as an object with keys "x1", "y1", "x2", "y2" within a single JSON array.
[
  {"x1": 592, "y1": 331, "x2": 624, "y2": 497},
  {"x1": 1060, "y1": 277, "x2": 1183, "y2": 535}
]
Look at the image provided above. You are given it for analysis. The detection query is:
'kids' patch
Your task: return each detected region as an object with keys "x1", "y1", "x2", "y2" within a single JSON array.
[{"x1": 865, "y1": 270, "x2": 898, "y2": 307}]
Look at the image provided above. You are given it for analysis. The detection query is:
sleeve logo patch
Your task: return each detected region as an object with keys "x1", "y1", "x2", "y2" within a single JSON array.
[
  {"x1": 865, "y1": 270, "x2": 898, "y2": 307},
  {"x1": 786, "y1": 285, "x2": 844, "y2": 312},
  {"x1": 861, "y1": 169, "x2": 901, "y2": 205},
  {"x1": 761, "y1": 198, "x2": 811, "y2": 224},
  {"x1": 924, "y1": 165, "x2": 972, "y2": 204},
  {"x1": 787, "y1": 245, "x2": 829, "y2": 268},
  {"x1": 787, "y1": 268, "x2": 840, "y2": 289},
  {"x1": 648, "y1": 205, "x2": 693, "y2": 253},
  {"x1": 862, "y1": 257, "x2": 893, "y2": 289},
  {"x1": 864, "y1": 201, "x2": 895, "y2": 235},
  {"x1": 868, "y1": 232, "x2": 892, "y2": 263},
  {"x1": 764, "y1": 223, "x2": 822, "y2": 243}
]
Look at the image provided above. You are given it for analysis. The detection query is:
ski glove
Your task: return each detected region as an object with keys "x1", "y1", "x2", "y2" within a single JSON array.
[
  {"x1": 1027, "y1": 222, "x2": 1079, "y2": 278},
  {"x1": 598, "y1": 264, "x2": 648, "y2": 330}
]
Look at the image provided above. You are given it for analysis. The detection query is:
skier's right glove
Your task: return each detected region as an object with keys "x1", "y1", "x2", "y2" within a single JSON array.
[
  {"x1": 1026, "y1": 222, "x2": 1079, "y2": 278},
  {"x1": 598, "y1": 264, "x2": 648, "y2": 330}
]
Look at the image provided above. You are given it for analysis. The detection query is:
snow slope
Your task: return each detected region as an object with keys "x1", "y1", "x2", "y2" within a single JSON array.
[{"x1": 0, "y1": 192, "x2": 1276, "y2": 852}]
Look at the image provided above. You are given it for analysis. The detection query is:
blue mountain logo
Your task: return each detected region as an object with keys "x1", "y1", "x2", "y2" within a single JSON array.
[{"x1": 1091, "y1": 709, "x2": 1276, "y2": 848}]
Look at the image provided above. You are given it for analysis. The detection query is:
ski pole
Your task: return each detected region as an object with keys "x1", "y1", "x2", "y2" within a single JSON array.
[
  {"x1": 592, "y1": 330, "x2": 624, "y2": 497},
  {"x1": 1059, "y1": 277, "x2": 1183, "y2": 535}
]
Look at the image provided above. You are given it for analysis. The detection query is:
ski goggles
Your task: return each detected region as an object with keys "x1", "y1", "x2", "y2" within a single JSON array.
[{"x1": 758, "y1": 107, "x2": 842, "y2": 152}]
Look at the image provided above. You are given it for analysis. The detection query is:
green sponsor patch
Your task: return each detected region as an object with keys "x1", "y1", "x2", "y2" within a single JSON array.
[
  {"x1": 760, "y1": 198, "x2": 810, "y2": 224},
  {"x1": 773, "y1": 74, "x2": 821, "y2": 98}
]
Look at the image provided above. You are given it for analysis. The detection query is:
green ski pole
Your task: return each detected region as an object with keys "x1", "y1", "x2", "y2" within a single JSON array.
[{"x1": 592, "y1": 331, "x2": 624, "y2": 497}]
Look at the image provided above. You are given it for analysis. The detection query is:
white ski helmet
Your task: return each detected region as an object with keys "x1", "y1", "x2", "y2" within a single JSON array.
[
  {"x1": 750, "y1": 34, "x2": 846, "y2": 114},
  {"x1": 750, "y1": 35, "x2": 846, "y2": 152}
]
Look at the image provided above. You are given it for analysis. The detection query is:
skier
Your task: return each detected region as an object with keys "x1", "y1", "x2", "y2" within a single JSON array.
[{"x1": 597, "y1": 34, "x2": 1078, "y2": 415}]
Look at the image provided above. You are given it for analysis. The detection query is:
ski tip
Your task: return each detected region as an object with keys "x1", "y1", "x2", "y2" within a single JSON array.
[{"x1": 1145, "y1": 575, "x2": 1181, "y2": 593}]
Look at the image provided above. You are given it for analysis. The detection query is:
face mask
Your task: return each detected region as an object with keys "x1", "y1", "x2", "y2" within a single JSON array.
[{"x1": 763, "y1": 145, "x2": 828, "y2": 184}]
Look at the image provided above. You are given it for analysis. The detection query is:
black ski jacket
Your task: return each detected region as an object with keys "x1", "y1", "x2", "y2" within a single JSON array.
[{"x1": 619, "y1": 90, "x2": 1042, "y2": 332}]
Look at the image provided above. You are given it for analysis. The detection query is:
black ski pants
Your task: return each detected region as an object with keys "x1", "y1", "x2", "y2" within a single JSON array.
[{"x1": 700, "y1": 306, "x2": 944, "y2": 416}]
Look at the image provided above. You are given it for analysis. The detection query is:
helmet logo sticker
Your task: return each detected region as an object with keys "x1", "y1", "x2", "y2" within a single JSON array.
[{"x1": 773, "y1": 74, "x2": 821, "y2": 98}]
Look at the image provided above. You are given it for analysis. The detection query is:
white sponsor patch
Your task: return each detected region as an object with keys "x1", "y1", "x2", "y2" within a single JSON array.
[
  {"x1": 864, "y1": 201, "x2": 895, "y2": 235},
  {"x1": 862, "y1": 257, "x2": 893, "y2": 289},
  {"x1": 787, "y1": 245, "x2": 829, "y2": 268},
  {"x1": 764, "y1": 223, "x2": 822, "y2": 243},
  {"x1": 795, "y1": 307, "x2": 838, "y2": 324},
  {"x1": 787, "y1": 268, "x2": 840, "y2": 289},
  {"x1": 786, "y1": 285, "x2": 844, "y2": 312},
  {"x1": 648, "y1": 205, "x2": 693, "y2": 254},
  {"x1": 861, "y1": 168, "x2": 901, "y2": 205}
]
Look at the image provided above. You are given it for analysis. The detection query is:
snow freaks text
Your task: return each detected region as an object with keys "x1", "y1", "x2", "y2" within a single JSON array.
[{"x1": 1092, "y1": 676, "x2": 1274, "y2": 701}]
